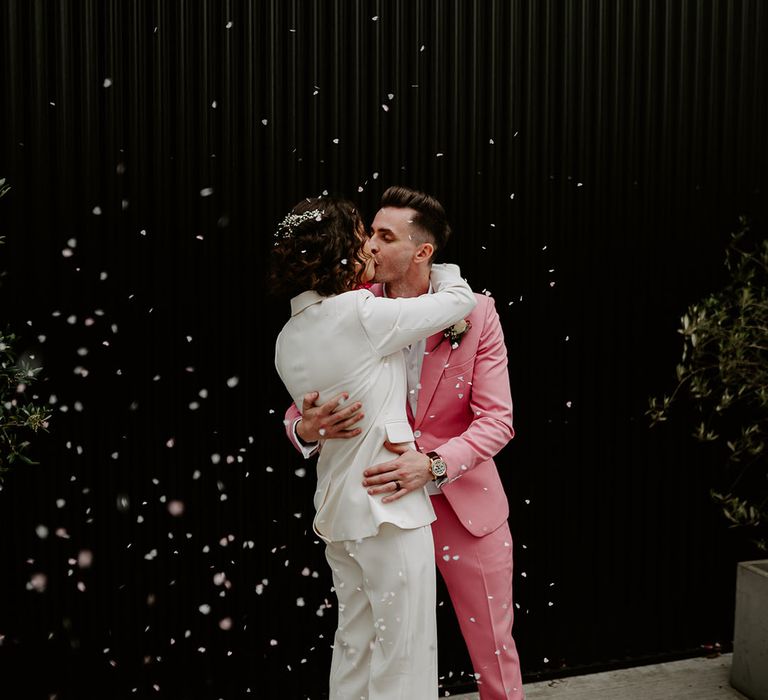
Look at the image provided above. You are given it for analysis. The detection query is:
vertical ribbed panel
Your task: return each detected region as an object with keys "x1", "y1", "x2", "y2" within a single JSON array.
[{"x1": 1, "y1": 1, "x2": 767, "y2": 696}]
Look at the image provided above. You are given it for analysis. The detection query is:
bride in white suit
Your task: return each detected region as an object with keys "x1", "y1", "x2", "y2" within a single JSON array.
[{"x1": 271, "y1": 196, "x2": 476, "y2": 700}]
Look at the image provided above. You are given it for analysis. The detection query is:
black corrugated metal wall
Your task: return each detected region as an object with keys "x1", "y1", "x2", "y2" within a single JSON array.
[{"x1": 1, "y1": 1, "x2": 767, "y2": 697}]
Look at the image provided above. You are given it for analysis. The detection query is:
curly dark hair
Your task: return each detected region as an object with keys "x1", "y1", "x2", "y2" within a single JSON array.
[{"x1": 268, "y1": 196, "x2": 370, "y2": 298}]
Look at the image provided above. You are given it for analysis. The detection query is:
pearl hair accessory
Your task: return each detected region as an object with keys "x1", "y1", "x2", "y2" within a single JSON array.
[{"x1": 275, "y1": 209, "x2": 323, "y2": 238}]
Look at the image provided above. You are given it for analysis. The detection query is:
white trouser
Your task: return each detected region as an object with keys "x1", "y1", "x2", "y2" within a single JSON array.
[{"x1": 325, "y1": 523, "x2": 438, "y2": 700}]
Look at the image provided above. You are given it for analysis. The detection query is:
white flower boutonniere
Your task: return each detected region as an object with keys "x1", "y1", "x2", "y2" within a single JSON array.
[{"x1": 443, "y1": 318, "x2": 472, "y2": 348}]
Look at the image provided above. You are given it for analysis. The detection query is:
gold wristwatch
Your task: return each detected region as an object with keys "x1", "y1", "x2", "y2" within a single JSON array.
[{"x1": 426, "y1": 451, "x2": 448, "y2": 488}]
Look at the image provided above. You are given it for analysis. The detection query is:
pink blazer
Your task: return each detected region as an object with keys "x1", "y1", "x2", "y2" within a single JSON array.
[{"x1": 285, "y1": 285, "x2": 514, "y2": 538}]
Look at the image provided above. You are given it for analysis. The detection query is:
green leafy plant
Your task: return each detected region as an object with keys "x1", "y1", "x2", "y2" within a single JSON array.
[
  {"x1": 0, "y1": 180, "x2": 52, "y2": 482},
  {"x1": 0, "y1": 331, "x2": 52, "y2": 480},
  {"x1": 648, "y1": 217, "x2": 768, "y2": 551}
]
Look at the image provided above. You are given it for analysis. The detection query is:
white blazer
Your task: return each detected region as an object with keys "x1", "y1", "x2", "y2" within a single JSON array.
[{"x1": 275, "y1": 263, "x2": 477, "y2": 542}]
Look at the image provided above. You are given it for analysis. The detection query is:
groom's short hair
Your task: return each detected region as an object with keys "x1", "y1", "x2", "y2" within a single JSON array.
[{"x1": 380, "y1": 186, "x2": 451, "y2": 261}]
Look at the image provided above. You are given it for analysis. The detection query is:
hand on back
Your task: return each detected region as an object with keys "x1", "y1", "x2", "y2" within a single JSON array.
[{"x1": 296, "y1": 391, "x2": 365, "y2": 443}]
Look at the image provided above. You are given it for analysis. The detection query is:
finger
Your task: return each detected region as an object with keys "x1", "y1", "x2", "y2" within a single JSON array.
[
  {"x1": 319, "y1": 392, "x2": 350, "y2": 416},
  {"x1": 383, "y1": 440, "x2": 410, "y2": 455},
  {"x1": 334, "y1": 427, "x2": 363, "y2": 439},
  {"x1": 300, "y1": 392, "x2": 320, "y2": 412},
  {"x1": 362, "y1": 462, "x2": 399, "y2": 479},
  {"x1": 322, "y1": 410, "x2": 363, "y2": 435},
  {"x1": 322, "y1": 426, "x2": 363, "y2": 440},
  {"x1": 366, "y1": 482, "x2": 400, "y2": 496},
  {"x1": 362, "y1": 468, "x2": 401, "y2": 487},
  {"x1": 329, "y1": 395, "x2": 359, "y2": 416},
  {"x1": 306, "y1": 391, "x2": 347, "y2": 417},
  {"x1": 332, "y1": 410, "x2": 365, "y2": 431},
  {"x1": 328, "y1": 403, "x2": 363, "y2": 426},
  {"x1": 381, "y1": 487, "x2": 409, "y2": 504},
  {"x1": 363, "y1": 471, "x2": 399, "y2": 486},
  {"x1": 367, "y1": 478, "x2": 403, "y2": 496}
]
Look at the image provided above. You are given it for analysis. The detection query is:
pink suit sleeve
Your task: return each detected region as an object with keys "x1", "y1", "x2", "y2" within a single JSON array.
[{"x1": 435, "y1": 297, "x2": 514, "y2": 482}]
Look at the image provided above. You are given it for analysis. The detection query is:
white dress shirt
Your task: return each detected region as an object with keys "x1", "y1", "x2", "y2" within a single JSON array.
[{"x1": 383, "y1": 285, "x2": 442, "y2": 496}]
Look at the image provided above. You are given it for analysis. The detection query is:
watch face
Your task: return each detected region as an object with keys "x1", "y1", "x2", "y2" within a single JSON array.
[{"x1": 431, "y1": 459, "x2": 448, "y2": 477}]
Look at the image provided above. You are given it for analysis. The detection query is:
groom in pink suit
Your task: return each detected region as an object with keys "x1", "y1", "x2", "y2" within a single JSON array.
[{"x1": 284, "y1": 186, "x2": 524, "y2": 699}]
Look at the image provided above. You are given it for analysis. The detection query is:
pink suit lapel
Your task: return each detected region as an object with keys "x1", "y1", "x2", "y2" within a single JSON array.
[{"x1": 414, "y1": 331, "x2": 452, "y2": 428}]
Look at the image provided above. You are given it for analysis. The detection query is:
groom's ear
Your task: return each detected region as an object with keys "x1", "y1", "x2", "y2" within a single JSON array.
[{"x1": 413, "y1": 242, "x2": 434, "y2": 264}]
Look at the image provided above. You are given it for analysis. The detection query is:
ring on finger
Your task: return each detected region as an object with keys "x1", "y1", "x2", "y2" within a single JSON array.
[{"x1": 394, "y1": 480, "x2": 402, "y2": 491}]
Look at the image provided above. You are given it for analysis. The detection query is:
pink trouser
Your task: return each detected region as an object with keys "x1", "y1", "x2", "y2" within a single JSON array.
[{"x1": 431, "y1": 494, "x2": 524, "y2": 700}]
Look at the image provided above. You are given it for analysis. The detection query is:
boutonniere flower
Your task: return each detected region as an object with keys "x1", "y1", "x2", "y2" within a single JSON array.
[{"x1": 443, "y1": 318, "x2": 472, "y2": 347}]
